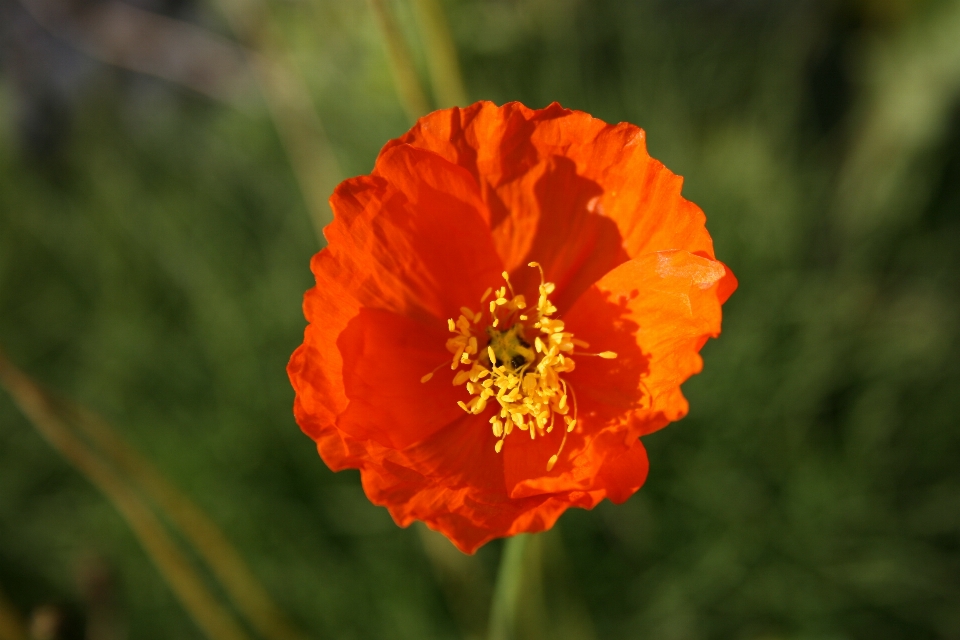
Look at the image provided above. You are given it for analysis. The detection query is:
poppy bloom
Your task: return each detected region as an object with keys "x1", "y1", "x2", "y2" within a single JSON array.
[{"x1": 288, "y1": 101, "x2": 736, "y2": 554}]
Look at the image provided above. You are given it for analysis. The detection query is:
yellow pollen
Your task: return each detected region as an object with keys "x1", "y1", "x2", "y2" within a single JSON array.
[{"x1": 427, "y1": 264, "x2": 615, "y2": 470}]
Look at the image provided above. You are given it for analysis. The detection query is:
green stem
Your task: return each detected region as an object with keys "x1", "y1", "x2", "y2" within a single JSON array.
[{"x1": 487, "y1": 535, "x2": 530, "y2": 640}]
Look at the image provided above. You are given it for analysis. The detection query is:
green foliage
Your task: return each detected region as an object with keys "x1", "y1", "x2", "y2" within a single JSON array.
[{"x1": 2, "y1": 0, "x2": 959, "y2": 638}]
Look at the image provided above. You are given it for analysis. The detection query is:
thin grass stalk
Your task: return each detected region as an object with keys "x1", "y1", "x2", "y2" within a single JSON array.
[
  {"x1": 0, "y1": 585, "x2": 27, "y2": 640},
  {"x1": 409, "y1": 0, "x2": 467, "y2": 107},
  {"x1": 368, "y1": 0, "x2": 432, "y2": 121},
  {"x1": 71, "y1": 406, "x2": 308, "y2": 640},
  {"x1": 0, "y1": 350, "x2": 251, "y2": 640},
  {"x1": 212, "y1": 0, "x2": 342, "y2": 244}
]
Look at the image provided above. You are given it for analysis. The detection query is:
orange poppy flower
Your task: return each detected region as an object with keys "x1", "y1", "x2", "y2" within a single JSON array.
[{"x1": 288, "y1": 101, "x2": 736, "y2": 554}]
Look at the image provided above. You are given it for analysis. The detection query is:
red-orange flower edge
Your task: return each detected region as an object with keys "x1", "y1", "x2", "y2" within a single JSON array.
[{"x1": 288, "y1": 101, "x2": 737, "y2": 554}]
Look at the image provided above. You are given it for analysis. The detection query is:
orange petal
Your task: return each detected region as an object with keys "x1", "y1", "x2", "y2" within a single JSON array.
[
  {"x1": 323, "y1": 143, "x2": 503, "y2": 324},
  {"x1": 597, "y1": 439, "x2": 649, "y2": 504},
  {"x1": 288, "y1": 277, "x2": 358, "y2": 453},
  {"x1": 390, "y1": 101, "x2": 717, "y2": 309},
  {"x1": 290, "y1": 143, "x2": 504, "y2": 462},
  {"x1": 564, "y1": 250, "x2": 733, "y2": 436},
  {"x1": 334, "y1": 407, "x2": 607, "y2": 554},
  {"x1": 337, "y1": 308, "x2": 468, "y2": 450}
]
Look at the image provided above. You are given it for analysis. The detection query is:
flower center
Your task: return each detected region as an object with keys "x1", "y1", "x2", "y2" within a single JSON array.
[{"x1": 422, "y1": 263, "x2": 616, "y2": 470}]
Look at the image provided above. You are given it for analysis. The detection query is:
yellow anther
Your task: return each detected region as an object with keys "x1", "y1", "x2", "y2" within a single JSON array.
[
  {"x1": 440, "y1": 263, "x2": 613, "y2": 467},
  {"x1": 599, "y1": 351, "x2": 618, "y2": 359},
  {"x1": 420, "y1": 372, "x2": 434, "y2": 383}
]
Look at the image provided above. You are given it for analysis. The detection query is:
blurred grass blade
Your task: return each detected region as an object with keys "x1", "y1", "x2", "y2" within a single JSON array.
[
  {"x1": 834, "y1": 0, "x2": 960, "y2": 244},
  {"x1": 249, "y1": 50, "x2": 342, "y2": 243},
  {"x1": 0, "y1": 585, "x2": 28, "y2": 640},
  {"x1": 410, "y1": 0, "x2": 467, "y2": 107},
  {"x1": 369, "y1": 0, "x2": 432, "y2": 121},
  {"x1": 71, "y1": 407, "x2": 309, "y2": 640},
  {"x1": 0, "y1": 349, "x2": 252, "y2": 640},
  {"x1": 212, "y1": 0, "x2": 342, "y2": 244}
]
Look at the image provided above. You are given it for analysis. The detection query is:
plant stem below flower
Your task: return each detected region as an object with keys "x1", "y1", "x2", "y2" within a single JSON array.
[
  {"x1": 487, "y1": 534, "x2": 547, "y2": 640},
  {"x1": 488, "y1": 535, "x2": 527, "y2": 640}
]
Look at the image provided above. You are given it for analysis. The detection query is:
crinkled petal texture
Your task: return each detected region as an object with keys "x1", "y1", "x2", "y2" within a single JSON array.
[{"x1": 288, "y1": 101, "x2": 737, "y2": 553}]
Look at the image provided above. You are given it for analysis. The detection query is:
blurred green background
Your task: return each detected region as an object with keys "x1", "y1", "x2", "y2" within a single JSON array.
[{"x1": 2, "y1": 0, "x2": 960, "y2": 638}]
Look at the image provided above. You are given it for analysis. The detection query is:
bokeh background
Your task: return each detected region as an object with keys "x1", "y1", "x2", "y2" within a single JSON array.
[{"x1": 2, "y1": 0, "x2": 960, "y2": 638}]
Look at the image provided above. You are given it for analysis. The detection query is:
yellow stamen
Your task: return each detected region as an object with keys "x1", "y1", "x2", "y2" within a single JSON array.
[
  {"x1": 420, "y1": 359, "x2": 452, "y2": 384},
  {"x1": 441, "y1": 264, "x2": 611, "y2": 469},
  {"x1": 574, "y1": 351, "x2": 618, "y2": 359}
]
